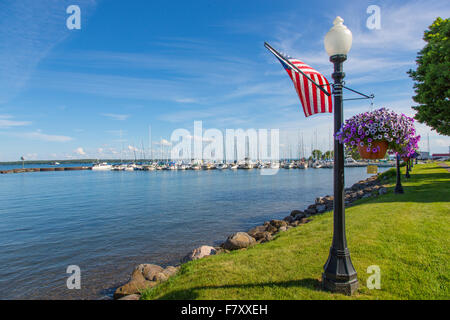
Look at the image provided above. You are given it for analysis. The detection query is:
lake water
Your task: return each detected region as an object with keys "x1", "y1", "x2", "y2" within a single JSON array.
[{"x1": 0, "y1": 166, "x2": 385, "y2": 299}]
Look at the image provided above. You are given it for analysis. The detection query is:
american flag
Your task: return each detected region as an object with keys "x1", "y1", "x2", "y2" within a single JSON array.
[{"x1": 266, "y1": 44, "x2": 333, "y2": 117}]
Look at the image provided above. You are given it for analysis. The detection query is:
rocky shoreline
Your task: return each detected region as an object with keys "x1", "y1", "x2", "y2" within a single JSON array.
[{"x1": 113, "y1": 173, "x2": 389, "y2": 300}]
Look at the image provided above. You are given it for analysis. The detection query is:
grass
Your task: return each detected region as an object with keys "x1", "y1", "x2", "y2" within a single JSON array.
[{"x1": 142, "y1": 162, "x2": 450, "y2": 300}]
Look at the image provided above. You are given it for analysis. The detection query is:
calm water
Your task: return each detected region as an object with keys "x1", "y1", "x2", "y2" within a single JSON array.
[{"x1": 0, "y1": 166, "x2": 384, "y2": 300}]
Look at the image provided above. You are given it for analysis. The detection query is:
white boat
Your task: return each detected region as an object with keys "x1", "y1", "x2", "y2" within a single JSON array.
[
  {"x1": 270, "y1": 162, "x2": 280, "y2": 169},
  {"x1": 202, "y1": 163, "x2": 215, "y2": 170},
  {"x1": 125, "y1": 164, "x2": 138, "y2": 171},
  {"x1": 216, "y1": 163, "x2": 229, "y2": 170},
  {"x1": 298, "y1": 162, "x2": 308, "y2": 169},
  {"x1": 238, "y1": 159, "x2": 254, "y2": 169},
  {"x1": 284, "y1": 162, "x2": 295, "y2": 169},
  {"x1": 312, "y1": 161, "x2": 323, "y2": 169},
  {"x1": 112, "y1": 164, "x2": 126, "y2": 171},
  {"x1": 230, "y1": 163, "x2": 238, "y2": 169},
  {"x1": 92, "y1": 162, "x2": 113, "y2": 171}
]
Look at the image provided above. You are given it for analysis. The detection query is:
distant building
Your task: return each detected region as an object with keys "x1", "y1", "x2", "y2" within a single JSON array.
[
  {"x1": 418, "y1": 151, "x2": 430, "y2": 160},
  {"x1": 432, "y1": 153, "x2": 450, "y2": 160}
]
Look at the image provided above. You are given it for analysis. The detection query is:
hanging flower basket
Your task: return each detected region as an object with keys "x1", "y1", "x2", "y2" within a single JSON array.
[
  {"x1": 335, "y1": 108, "x2": 421, "y2": 160},
  {"x1": 357, "y1": 140, "x2": 388, "y2": 159}
]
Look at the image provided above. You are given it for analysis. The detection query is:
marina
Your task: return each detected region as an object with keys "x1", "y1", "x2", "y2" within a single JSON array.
[{"x1": 0, "y1": 159, "x2": 395, "y2": 174}]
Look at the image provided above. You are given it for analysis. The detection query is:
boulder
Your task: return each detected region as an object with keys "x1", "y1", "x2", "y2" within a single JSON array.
[
  {"x1": 363, "y1": 187, "x2": 373, "y2": 193},
  {"x1": 118, "y1": 294, "x2": 141, "y2": 300},
  {"x1": 379, "y1": 187, "x2": 387, "y2": 195},
  {"x1": 247, "y1": 225, "x2": 267, "y2": 238},
  {"x1": 270, "y1": 220, "x2": 287, "y2": 228},
  {"x1": 279, "y1": 226, "x2": 287, "y2": 232},
  {"x1": 162, "y1": 266, "x2": 179, "y2": 277},
  {"x1": 297, "y1": 217, "x2": 311, "y2": 224},
  {"x1": 283, "y1": 216, "x2": 294, "y2": 223},
  {"x1": 290, "y1": 210, "x2": 305, "y2": 218},
  {"x1": 154, "y1": 272, "x2": 169, "y2": 283},
  {"x1": 114, "y1": 278, "x2": 157, "y2": 299},
  {"x1": 139, "y1": 264, "x2": 164, "y2": 281},
  {"x1": 223, "y1": 232, "x2": 256, "y2": 250},
  {"x1": 316, "y1": 204, "x2": 327, "y2": 213},
  {"x1": 254, "y1": 231, "x2": 273, "y2": 243},
  {"x1": 315, "y1": 197, "x2": 325, "y2": 205},
  {"x1": 304, "y1": 208, "x2": 317, "y2": 215},
  {"x1": 182, "y1": 245, "x2": 216, "y2": 263},
  {"x1": 294, "y1": 214, "x2": 307, "y2": 221},
  {"x1": 265, "y1": 224, "x2": 278, "y2": 234},
  {"x1": 290, "y1": 220, "x2": 301, "y2": 227}
]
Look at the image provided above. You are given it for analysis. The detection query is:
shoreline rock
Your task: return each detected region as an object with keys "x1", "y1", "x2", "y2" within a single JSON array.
[
  {"x1": 223, "y1": 232, "x2": 256, "y2": 250},
  {"x1": 114, "y1": 173, "x2": 388, "y2": 300},
  {"x1": 182, "y1": 245, "x2": 217, "y2": 263}
]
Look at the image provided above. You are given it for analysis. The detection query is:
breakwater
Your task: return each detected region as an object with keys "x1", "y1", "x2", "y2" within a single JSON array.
[{"x1": 0, "y1": 166, "x2": 91, "y2": 174}]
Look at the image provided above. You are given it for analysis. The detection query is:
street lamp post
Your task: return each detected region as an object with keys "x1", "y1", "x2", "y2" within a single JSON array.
[
  {"x1": 322, "y1": 17, "x2": 358, "y2": 295},
  {"x1": 405, "y1": 159, "x2": 411, "y2": 178},
  {"x1": 395, "y1": 154, "x2": 404, "y2": 194}
]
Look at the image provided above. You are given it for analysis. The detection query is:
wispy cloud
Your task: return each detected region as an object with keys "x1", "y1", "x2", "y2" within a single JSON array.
[
  {"x1": 0, "y1": 115, "x2": 31, "y2": 128},
  {"x1": 348, "y1": 1, "x2": 450, "y2": 52},
  {"x1": 0, "y1": 0, "x2": 98, "y2": 103},
  {"x1": 101, "y1": 113, "x2": 130, "y2": 121},
  {"x1": 1, "y1": 130, "x2": 74, "y2": 142}
]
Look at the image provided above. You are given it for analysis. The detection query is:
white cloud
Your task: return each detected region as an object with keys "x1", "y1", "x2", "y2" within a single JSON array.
[
  {"x1": 128, "y1": 145, "x2": 140, "y2": 152},
  {"x1": 75, "y1": 147, "x2": 86, "y2": 155},
  {"x1": 154, "y1": 139, "x2": 172, "y2": 146}
]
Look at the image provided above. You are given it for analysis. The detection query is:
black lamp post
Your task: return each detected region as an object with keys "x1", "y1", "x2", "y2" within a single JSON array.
[
  {"x1": 395, "y1": 154, "x2": 404, "y2": 194},
  {"x1": 322, "y1": 17, "x2": 358, "y2": 295},
  {"x1": 405, "y1": 159, "x2": 411, "y2": 178}
]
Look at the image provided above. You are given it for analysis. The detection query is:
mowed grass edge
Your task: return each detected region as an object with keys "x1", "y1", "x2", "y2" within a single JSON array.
[{"x1": 142, "y1": 162, "x2": 450, "y2": 300}]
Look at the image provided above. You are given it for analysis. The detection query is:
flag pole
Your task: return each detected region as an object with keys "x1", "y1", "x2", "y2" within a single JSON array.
[{"x1": 264, "y1": 42, "x2": 331, "y2": 97}]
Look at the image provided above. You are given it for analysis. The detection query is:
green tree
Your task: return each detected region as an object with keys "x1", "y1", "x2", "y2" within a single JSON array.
[
  {"x1": 408, "y1": 17, "x2": 450, "y2": 136},
  {"x1": 311, "y1": 149, "x2": 322, "y2": 160},
  {"x1": 324, "y1": 150, "x2": 334, "y2": 160}
]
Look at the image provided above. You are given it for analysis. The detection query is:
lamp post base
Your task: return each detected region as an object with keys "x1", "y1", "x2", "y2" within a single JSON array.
[
  {"x1": 322, "y1": 274, "x2": 359, "y2": 295},
  {"x1": 322, "y1": 247, "x2": 358, "y2": 295},
  {"x1": 395, "y1": 185, "x2": 404, "y2": 194}
]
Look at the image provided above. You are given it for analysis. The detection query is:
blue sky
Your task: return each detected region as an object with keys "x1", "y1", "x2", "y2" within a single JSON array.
[{"x1": 0, "y1": 0, "x2": 449, "y2": 161}]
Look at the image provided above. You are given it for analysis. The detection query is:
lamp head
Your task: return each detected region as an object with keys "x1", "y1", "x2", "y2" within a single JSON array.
[{"x1": 324, "y1": 16, "x2": 353, "y2": 57}]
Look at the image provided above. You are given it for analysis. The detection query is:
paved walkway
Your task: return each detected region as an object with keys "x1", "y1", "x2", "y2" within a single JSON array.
[{"x1": 438, "y1": 162, "x2": 450, "y2": 172}]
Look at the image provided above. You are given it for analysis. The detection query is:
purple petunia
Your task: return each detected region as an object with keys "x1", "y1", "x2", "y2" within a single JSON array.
[{"x1": 336, "y1": 107, "x2": 420, "y2": 156}]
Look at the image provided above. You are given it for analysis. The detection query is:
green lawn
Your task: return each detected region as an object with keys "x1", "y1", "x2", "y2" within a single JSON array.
[{"x1": 142, "y1": 163, "x2": 450, "y2": 300}]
